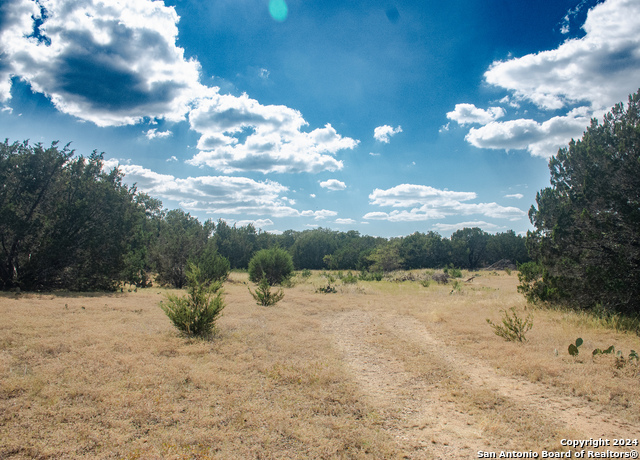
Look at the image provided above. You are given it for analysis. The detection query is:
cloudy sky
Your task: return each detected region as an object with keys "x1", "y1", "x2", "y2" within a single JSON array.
[{"x1": 2, "y1": 0, "x2": 639, "y2": 237}]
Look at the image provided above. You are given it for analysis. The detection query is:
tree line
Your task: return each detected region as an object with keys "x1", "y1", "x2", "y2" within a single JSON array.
[{"x1": 0, "y1": 138, "x2": 529, "y2": 291}]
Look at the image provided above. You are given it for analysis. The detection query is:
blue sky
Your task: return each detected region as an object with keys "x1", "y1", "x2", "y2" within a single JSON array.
[{"x1": 2, "y1": 0, "x2": 638, "y2": 237}]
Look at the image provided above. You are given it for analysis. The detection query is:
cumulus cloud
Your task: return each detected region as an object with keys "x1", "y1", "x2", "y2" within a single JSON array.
[
  {"x1": 0, "y1": 0, "x2": 358, "y2": 173},
  {"x1": 0, "y1": 0, "x2": 207, "y2": 126},
  {"x1": 446, "y1": 104, "x2": 505, "y2": 126},
  {"x1": 452, "y1": 0, "x2": 640, "y2": 157},
  {"x1": 319, "y1": 179, "x2": 347, "y2": 191},
  {"x1": 186, "y1": 92, "x2": 359, "y2": 173},
  {"x1": 335, "y1": 218, "x2": 356, "y2": 225},
  {"x1": 301, "y1": 209, "x2": 338, "y2": 220},
  {"x1": 102, "y1": 160, "x2": 337, "y2": 218},
  {"x1": 373, "y1": 125, "x2": 403, "y2": 143},
  {"x1": 486, "y1": 0, "x2": 640, "y2": 111},
  {"x1": 234, "y1": 218, "x2": 274, "y2": 228},
  {"x1": 363, "y1": 184, "x2": 526, "y2": 222},
  {"x1": 505, "y1": 193, "x2": 524, "y2": 199},
  {"x1": 465, "y1": 108, "x2": 591, "y2": 157},
  {"x1": 145, "y1": 129, "x2": 172, "y2": 140}
]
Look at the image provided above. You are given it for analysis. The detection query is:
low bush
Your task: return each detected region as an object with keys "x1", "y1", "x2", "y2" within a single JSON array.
[
  {"x1": 340, "y1": 271, "x2": 358, "y2": 284},
  {"x1": 160, "y1": 264, "x2": 225, "y2": 338},
  {"x1": 358, "y1": 270, "x2": 383, "y2": 281},
  {"x1": 487, "y1": 307, "x2": 533, "y2": 343},
  {"x1": 248, "y1": 248, "x2": 294, "y2": 285},
  {"x1": 444, "y1": 266, "x2": 462, "y2": 278},
  {"x1": 249, "y1": 277, "x2": 285, "y2": 306}
]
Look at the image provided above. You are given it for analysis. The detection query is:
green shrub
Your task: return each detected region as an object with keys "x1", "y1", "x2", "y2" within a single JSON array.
[
  {"x1": 197, "y1": 242, "x2": 230, "y2": 285},
  {"x1": 248, "y1": 248, "x2": 294, "y2": 285},
  {"x1": 340, "y1": 270, "x2": 358, "y2": 284},
  {"x1": 160, "y1": 264, "x2": 225, "y2": 338},
  {"x1": 317, "y1": 283, "x2": 337, "y2": 294},
  {"x1": 358, "y1": 270, "x2": 383, "y2": 281},
  {"x1": 249, "y1": 277, "x2": 284, "y2": 306},
  {"x1": 444, "y1": 265, "x2": 463, "y2": 278},
  {"x1": 300, "y1": 269, "x2": 312, "y2": 278},
  {"x1": 487, "y1": 307, "x2": 533, "y2": 343},
  {"x1": 450, "y1": 280, "x2": 462, "y2": 294}
]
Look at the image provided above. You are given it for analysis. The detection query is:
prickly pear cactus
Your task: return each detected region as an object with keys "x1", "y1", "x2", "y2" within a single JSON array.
[{"x1": 568, "y1": 338, "x2": 583, "y2": 356}]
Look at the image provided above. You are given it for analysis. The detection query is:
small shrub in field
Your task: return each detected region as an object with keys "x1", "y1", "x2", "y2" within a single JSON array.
[
  {"x1": 249, "y1": 277, "x2": 284, "y2": 306},
  {"x1": 359, "y1": 270, "x2": 383, "y2": 281},
  {"x1": 300, "y1": 269, "x2": 312, "y2": 278},
  {"x1": 444, "y1": 266, "x2": 462, "y2": 278},
  {"x1": 160, "y1": 265, "x2": 225, "y2": 338},
  {"x1": 486, "y1": 307, "x2": 533, "y2": 343},
  {"x1": 341, "y1": 271, "x2": 358, "y2": 284},
  {"x1": 420, "y1": 278, "x2": 431, "y2": 288},
  {"x1": 317, "y1": 283, "x2": 337, "y2": 294},
  {"x1": 248, "y1": 248, "x2": 294, "y2": 285}
]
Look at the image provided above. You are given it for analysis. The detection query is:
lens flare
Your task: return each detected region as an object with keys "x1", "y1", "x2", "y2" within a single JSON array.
[{"x1": 269, "y1": 0, "x2": 288, "y2": 22}]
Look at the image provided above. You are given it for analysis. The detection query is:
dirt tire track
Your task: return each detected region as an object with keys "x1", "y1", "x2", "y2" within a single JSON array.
[
  {"x1": 325, "y1": 310, "x2": 640, "y2": 459},
  {"x1": 386, "y1": 313, "x2": 639, "y2": 441},
  {"x1": 325, "y1": 310, "x2": 491, "y2": 459}
]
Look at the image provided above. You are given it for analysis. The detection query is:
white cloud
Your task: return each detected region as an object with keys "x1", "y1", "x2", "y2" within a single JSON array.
[
  {"x1": 465, "y1": 109, "x2": 591, "y2": 157},
  {"x1": 504, "y1": 193, "x2": 524, "y2": 199},
  {"x1": 166, "y1": 155, "x2": 178, "y2": 162},
  {"x1": 364, "y1": 184, "x2": 526, "y2": 222},
  {"x1": 145, "y1": 129, "x2": 172, "y2": 140},
  {"x1": 446, "y1": 104, "x2": 505, "y2": 126},
  {"x1": 453, "y1": 0, "x2": 640, "y2": 158},
  {"x1": 0, "y1": 0, "x2": 358, "y2": 174},
  {"x1": 486, "y1": 0, "x2": 640, "y2": 112},
  {"x1": 102, "y1": 160, "x2": 338, "y2": 218},
  {"x1": 187, "y1": 93, "x2": 359, "y2": 173},
  {"x1": 301, "y1": 209, "x2": 338, "y2": 220},
  {"x1": 374, "y1": 125, "x2": 403, "y2": 143},
  {"x1": 369, "y1": 184, "x2": 476, "y2": 208},
  {"x1": 319, "y1": 179, "x2": 347, "y2": 191},
  {"x1": 432, "y1": 221, "x2": 503, "y2": 233},
  {"x1": 369, "y1": 152, "x2": 381, "y2": 156},
  {"x1": 335, "y1": 218, "x2": 356, "y2": 225},
  {"x1": 234, "y1": 218, "x2": 274, "y2": 228},
  {"x1": 0, "y1": 0, "x2": 207, "y2": 126}
]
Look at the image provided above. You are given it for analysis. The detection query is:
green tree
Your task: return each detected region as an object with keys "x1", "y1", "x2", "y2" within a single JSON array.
[
  {"x1": 290, "y1": 228, "x2": 338, "y2": 269},
  {"x1": 121, "y1": 192, "x2": 164, "y2": 287},
  {"x1": 450, "y1": 227, "x2": 489, "y2": 269},
  {"x1": 367, "y1": 239, "x2": 403, "y2": 273},
  {"x1": 485, "y1": 230, "x2": 529, "y2": 265},
  {"x1": 0, "y1": 140, "x2": 142, "y2": 290},
  {"x1": 152, "y1": 210, "x2": 211, "y2": 288},
  {"x1": 248, "y1": 247, "x2": 294, "y2": 285},
  {"x1": 525, "y1": 90, "x2": 640, "y2": 315},
  {"x1": 197, "y1": 239, "x2": 230, "y2": 285}
]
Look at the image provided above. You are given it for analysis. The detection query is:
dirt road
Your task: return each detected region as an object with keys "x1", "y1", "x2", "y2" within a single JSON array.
[{"x1": 325, "y1": 309, "x2": 639, "y2": 459}]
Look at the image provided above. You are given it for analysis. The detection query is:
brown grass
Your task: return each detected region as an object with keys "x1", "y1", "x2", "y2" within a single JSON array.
[{"x1": 1, "y1": 271, "x2": 638, "y2": 459}]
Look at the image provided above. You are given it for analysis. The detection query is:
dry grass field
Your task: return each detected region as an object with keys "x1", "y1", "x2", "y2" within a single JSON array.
[{"x1": 1, "y1": 271, "x2": 639, "y2": 459}]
